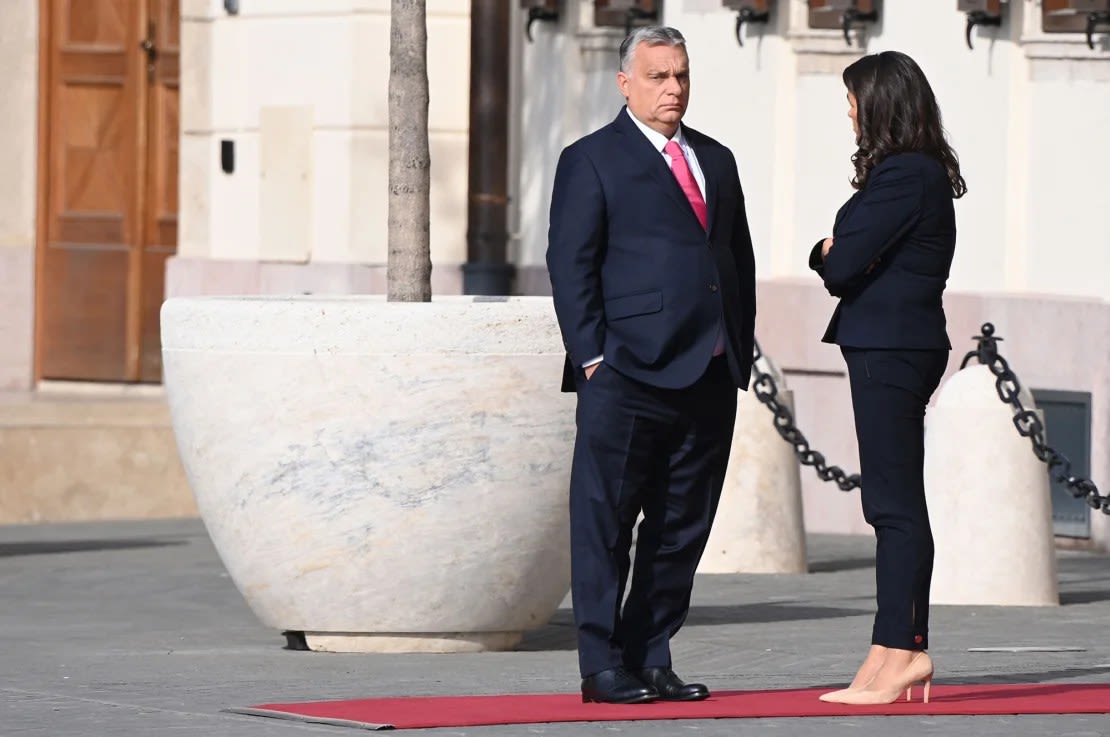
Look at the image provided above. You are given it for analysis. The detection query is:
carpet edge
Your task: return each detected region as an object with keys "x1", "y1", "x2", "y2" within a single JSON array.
[{"x1": 224, "y1": 706, "x2": 394, "y2": 731}]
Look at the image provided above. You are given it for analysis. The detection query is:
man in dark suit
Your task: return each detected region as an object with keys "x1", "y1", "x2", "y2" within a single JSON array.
[{"x1": 546, "y1": 26, "x2": 757, "y2": 705}]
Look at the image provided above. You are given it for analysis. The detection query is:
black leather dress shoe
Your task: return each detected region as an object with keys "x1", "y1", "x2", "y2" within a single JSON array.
[
  {"x1": 632, "y1": 667, "x2": 710, "y2": 701},
  {"x1": 581, "y1": 667, "x2": 659, "y2": 704}
]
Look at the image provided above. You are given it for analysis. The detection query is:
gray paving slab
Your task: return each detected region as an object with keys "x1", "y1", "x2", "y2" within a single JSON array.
[{"x1": 1, "y1": 518, "x2": 1107, "y2": 736}]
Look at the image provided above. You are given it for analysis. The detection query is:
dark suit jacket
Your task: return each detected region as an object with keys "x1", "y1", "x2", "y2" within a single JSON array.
[
  {"x1": 809, "y1": 152, "x2": 956, "y2": 349},
  {"x1": 546, "y1": 108, "x2": 757, "y2": 391}
]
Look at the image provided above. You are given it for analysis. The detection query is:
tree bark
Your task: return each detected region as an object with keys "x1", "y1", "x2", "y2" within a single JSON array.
[{"x1": 388, "y1": 0, "x2": 432, "y2": 302}]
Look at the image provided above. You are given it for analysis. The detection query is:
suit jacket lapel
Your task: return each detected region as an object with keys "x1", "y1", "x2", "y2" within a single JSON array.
[
  {"x1": 688, "y1": 134, "x2": 719, "y2": 234},
  {"x1": 613, "y1": 109, "x2": 706, "y2": 230}
]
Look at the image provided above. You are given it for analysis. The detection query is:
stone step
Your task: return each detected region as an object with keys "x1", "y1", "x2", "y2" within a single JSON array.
[{"x1": 0, "y1": 386, "x2": 195, "y2": 524}]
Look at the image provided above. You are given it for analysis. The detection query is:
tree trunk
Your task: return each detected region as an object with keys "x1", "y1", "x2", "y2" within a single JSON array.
[{"x1": 388, "y1": 0, "x2": 432, "y2": 302}]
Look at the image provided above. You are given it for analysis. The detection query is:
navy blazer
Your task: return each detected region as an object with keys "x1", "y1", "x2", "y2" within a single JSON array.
[
  {"x1": 546, "y1": 108, "x2": 757, "y2": 391},
  {"x1": 810, "y1": 152, "x2": 956, "y2": 350}
]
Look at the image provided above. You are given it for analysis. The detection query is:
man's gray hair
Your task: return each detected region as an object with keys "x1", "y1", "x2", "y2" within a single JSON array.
[{"x1": 618, "y1": 26, "x2": 686, "y2": 73}]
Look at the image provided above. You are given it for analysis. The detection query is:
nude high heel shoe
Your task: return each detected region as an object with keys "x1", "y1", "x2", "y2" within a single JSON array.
[
  {"x1": 836, "y1": 652, "x2": 934, "y2": 705},
  {"x1": 818, "y1": 682, "x2": 874, "y2": 704},
  {"x1": 818, "y1": 646, "x2": 887, "y2": 703}
]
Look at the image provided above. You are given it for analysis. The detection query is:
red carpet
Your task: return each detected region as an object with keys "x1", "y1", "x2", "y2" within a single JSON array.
[{"x1": 231, "y1": 684, "x2": 1110, "y2": 730}]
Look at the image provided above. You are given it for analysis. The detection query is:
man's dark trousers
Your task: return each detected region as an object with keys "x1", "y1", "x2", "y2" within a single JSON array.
[{"x1": 570, "y1": 355, "x2": 736, "y2": 678}]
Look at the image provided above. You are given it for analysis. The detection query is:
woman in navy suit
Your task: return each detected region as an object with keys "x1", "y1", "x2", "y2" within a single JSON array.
[{"x1": 810, "y1": 51, "x2": 966, "y2": 705}]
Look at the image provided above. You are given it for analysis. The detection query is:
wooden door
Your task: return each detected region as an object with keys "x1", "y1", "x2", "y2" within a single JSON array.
[
  {"x1": 140, "y1": 0, "x2": 179, "y2": 382},
  {"x1": 39, "y1": 0, "x2": 179, "y2": 383}
]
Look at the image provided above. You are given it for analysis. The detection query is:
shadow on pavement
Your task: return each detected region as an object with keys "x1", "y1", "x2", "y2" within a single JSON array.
[
  {"x1": 807, "y1": 556, "x2": 875, "y2": 573},
  {"x1": 0, "y1": 538, "x2": 187, "y2": 558},
  {"x1": 1060, "y1": 589, "x2": 1110, "y2": 605},
  {"x1": 518, "y1": 602, "x2": 870, "y2": 652},
  {"x1": 949, "y1": 664, "x2": 1110, "y2": 685}
]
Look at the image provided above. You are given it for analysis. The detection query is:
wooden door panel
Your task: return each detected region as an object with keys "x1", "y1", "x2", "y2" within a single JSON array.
[
  {"x1": 41, "y1": 247, "x2": 130, "y2": 380},
  {"x1": 140, "y1": 0, "x2": 179, "y2": 382},
  {"x1": 41, "y1": 0, "x2": 142, "y2": 381}
]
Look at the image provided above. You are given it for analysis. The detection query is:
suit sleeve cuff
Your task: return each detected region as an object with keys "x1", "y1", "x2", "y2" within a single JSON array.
[{"x1": 808, "y1": 240, "x2": 826, "y2": 273}]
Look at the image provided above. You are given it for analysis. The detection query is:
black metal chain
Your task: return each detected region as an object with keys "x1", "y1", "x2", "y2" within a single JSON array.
[
  {"x1": 750, "y1": 340, "x2": 861, "y2": 491},
  {"x1": 961, "y1": 323, "x2": 1109, "y2": 515}
]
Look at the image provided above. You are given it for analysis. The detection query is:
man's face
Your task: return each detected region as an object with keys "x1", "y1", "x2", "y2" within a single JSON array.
[{"x1": 617, "y1": 42, "x2": 690, "y2": 137}]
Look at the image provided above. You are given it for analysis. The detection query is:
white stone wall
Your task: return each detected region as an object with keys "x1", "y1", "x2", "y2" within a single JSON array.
[
  {"x1": 0, "y1": 0, "x2": 38, "y2": 390},
  {"x1": 515, "y1": 0, "x2": 1110, "y2": 299},
  {"x1": 179, "y1": 0, "x2": 470, "y2": 266}
]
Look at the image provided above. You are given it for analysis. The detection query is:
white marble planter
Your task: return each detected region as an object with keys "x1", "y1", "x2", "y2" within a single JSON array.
[{"x1": 160, "y1": 296, "x2": 576, "y2": 652}]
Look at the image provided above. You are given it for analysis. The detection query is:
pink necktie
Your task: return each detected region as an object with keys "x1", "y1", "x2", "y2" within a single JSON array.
[
  {"x1": 665, "y1": 141, "x2": 723, "y2": 356},
  {"x1": 664, "y1": 140, "x2": 707, "y2": 231}
]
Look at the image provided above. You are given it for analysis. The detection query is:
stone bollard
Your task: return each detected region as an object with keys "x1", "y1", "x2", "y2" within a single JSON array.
[
  {"x1": 924, "y1": 364, "x2": 1058, "y2": 606},
  {"x1": 698, "y1": 354, "x2": 807, "y2": 574}
]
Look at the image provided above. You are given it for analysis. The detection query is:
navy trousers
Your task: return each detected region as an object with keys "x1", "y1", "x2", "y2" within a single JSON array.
[
  {"x1": 842, "y1": 347, "x2": 949, "y2": 651},
  {"x1": 569, "y1": 357, "x2": 737, "y2": 678}
]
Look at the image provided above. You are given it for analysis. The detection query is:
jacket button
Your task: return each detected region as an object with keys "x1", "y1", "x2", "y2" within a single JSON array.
[{"x1": 708, "y1": 284, "x2": 718, "y2": 293}]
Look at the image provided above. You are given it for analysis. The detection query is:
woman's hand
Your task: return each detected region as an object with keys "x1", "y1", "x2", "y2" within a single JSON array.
[{"x1": 821, "y1": 237, "x2": 835, "y2": 259}]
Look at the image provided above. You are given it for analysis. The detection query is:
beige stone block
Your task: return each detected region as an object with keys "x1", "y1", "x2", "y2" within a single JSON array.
[
  {"x1": 430, "y1": 132, "x2": 469, "y2": 265},
  {"x1": 351, "y1": 0, "x2": 472, "y2": 14},
  {"x1": 0, "y1": 0, "x2": 38, "y2": 248},
  {"x1": 259, "y1": 106, "x2": 313, "y2": 262},
  {"x1": 180, "y1": 18, "x2": 214, "y2": 134},
  {"x1": 210, "y1": 133, "x2": 261, "y2": 260},
  {"x1": 165, "y1": 256, "x2": 262, "y2": 298},
  {"x1": 237, "y1": 0, "x2": 361, "y2": 15},
  {"x1": 180, "y1": 0, "x2": 223, "y2": 20},
  {"x1": 428, "y1": 13, "x2": 471, "y2": 132},
  {"x1": 177, "y1": 134, "x2": 212, "y2": 258},
  {"x1": 0, "y1": 248, "x2": 33, "y2": 391},
  {"x1": 349, "y1": 131, "x2": 388, "y2": 264},
  {"x1": 164, "y1": 259, "x2": 463, "y2": 299},
  {"x1": 209, "y1": 18, "x2": 250, "y2": 132},
  {"x1": 350, "y1": 8, "x2": 470, "y2": 130},
  {"x1": 350, "y1": 15, "x2": 389, "y2": 129},
  {"x1": 311, "y1": 131, "x2": 355, "y2": 263},
  {"x1": 0, "y1": 398, "x2": 195, "y2": 524},
  {"x1": 427, "y1": 0, "x2": 469, "y2": 14},
  {"x1": 240, "y1": 17, "x2": 354, "y2": 129},
  {"x1": 259, "y1": 262, "x2": 355, "y2": 294}
]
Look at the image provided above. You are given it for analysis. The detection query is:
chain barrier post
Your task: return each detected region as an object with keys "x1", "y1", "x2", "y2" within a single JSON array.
[
  {"x1": 749, "y1": 340, "x2": 861, "y2": 491},
  {"x1": 924, "y1": 357, "x2": 1059, "y2": 606},
  {"x1": 699, "y1": 351, "x2": 807, "y2": 575},
  {"x1": 961, "y1": 323, "x2": 1108, "y2": 516}
]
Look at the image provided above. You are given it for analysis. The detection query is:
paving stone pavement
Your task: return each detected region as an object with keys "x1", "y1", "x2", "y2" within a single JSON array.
[{"x1": 1, "y1": 518, "x2": 1108, "y2": 737}]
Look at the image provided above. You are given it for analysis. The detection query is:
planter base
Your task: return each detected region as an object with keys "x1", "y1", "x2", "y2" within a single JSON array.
[{"x1": 304, "y1": 631, "x2": 524, "y2": 653}]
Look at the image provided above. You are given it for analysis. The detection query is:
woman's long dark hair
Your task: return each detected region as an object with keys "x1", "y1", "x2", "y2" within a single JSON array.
[{"x1": 843, "y1": 51, "x2": 966, "y2": 198}]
